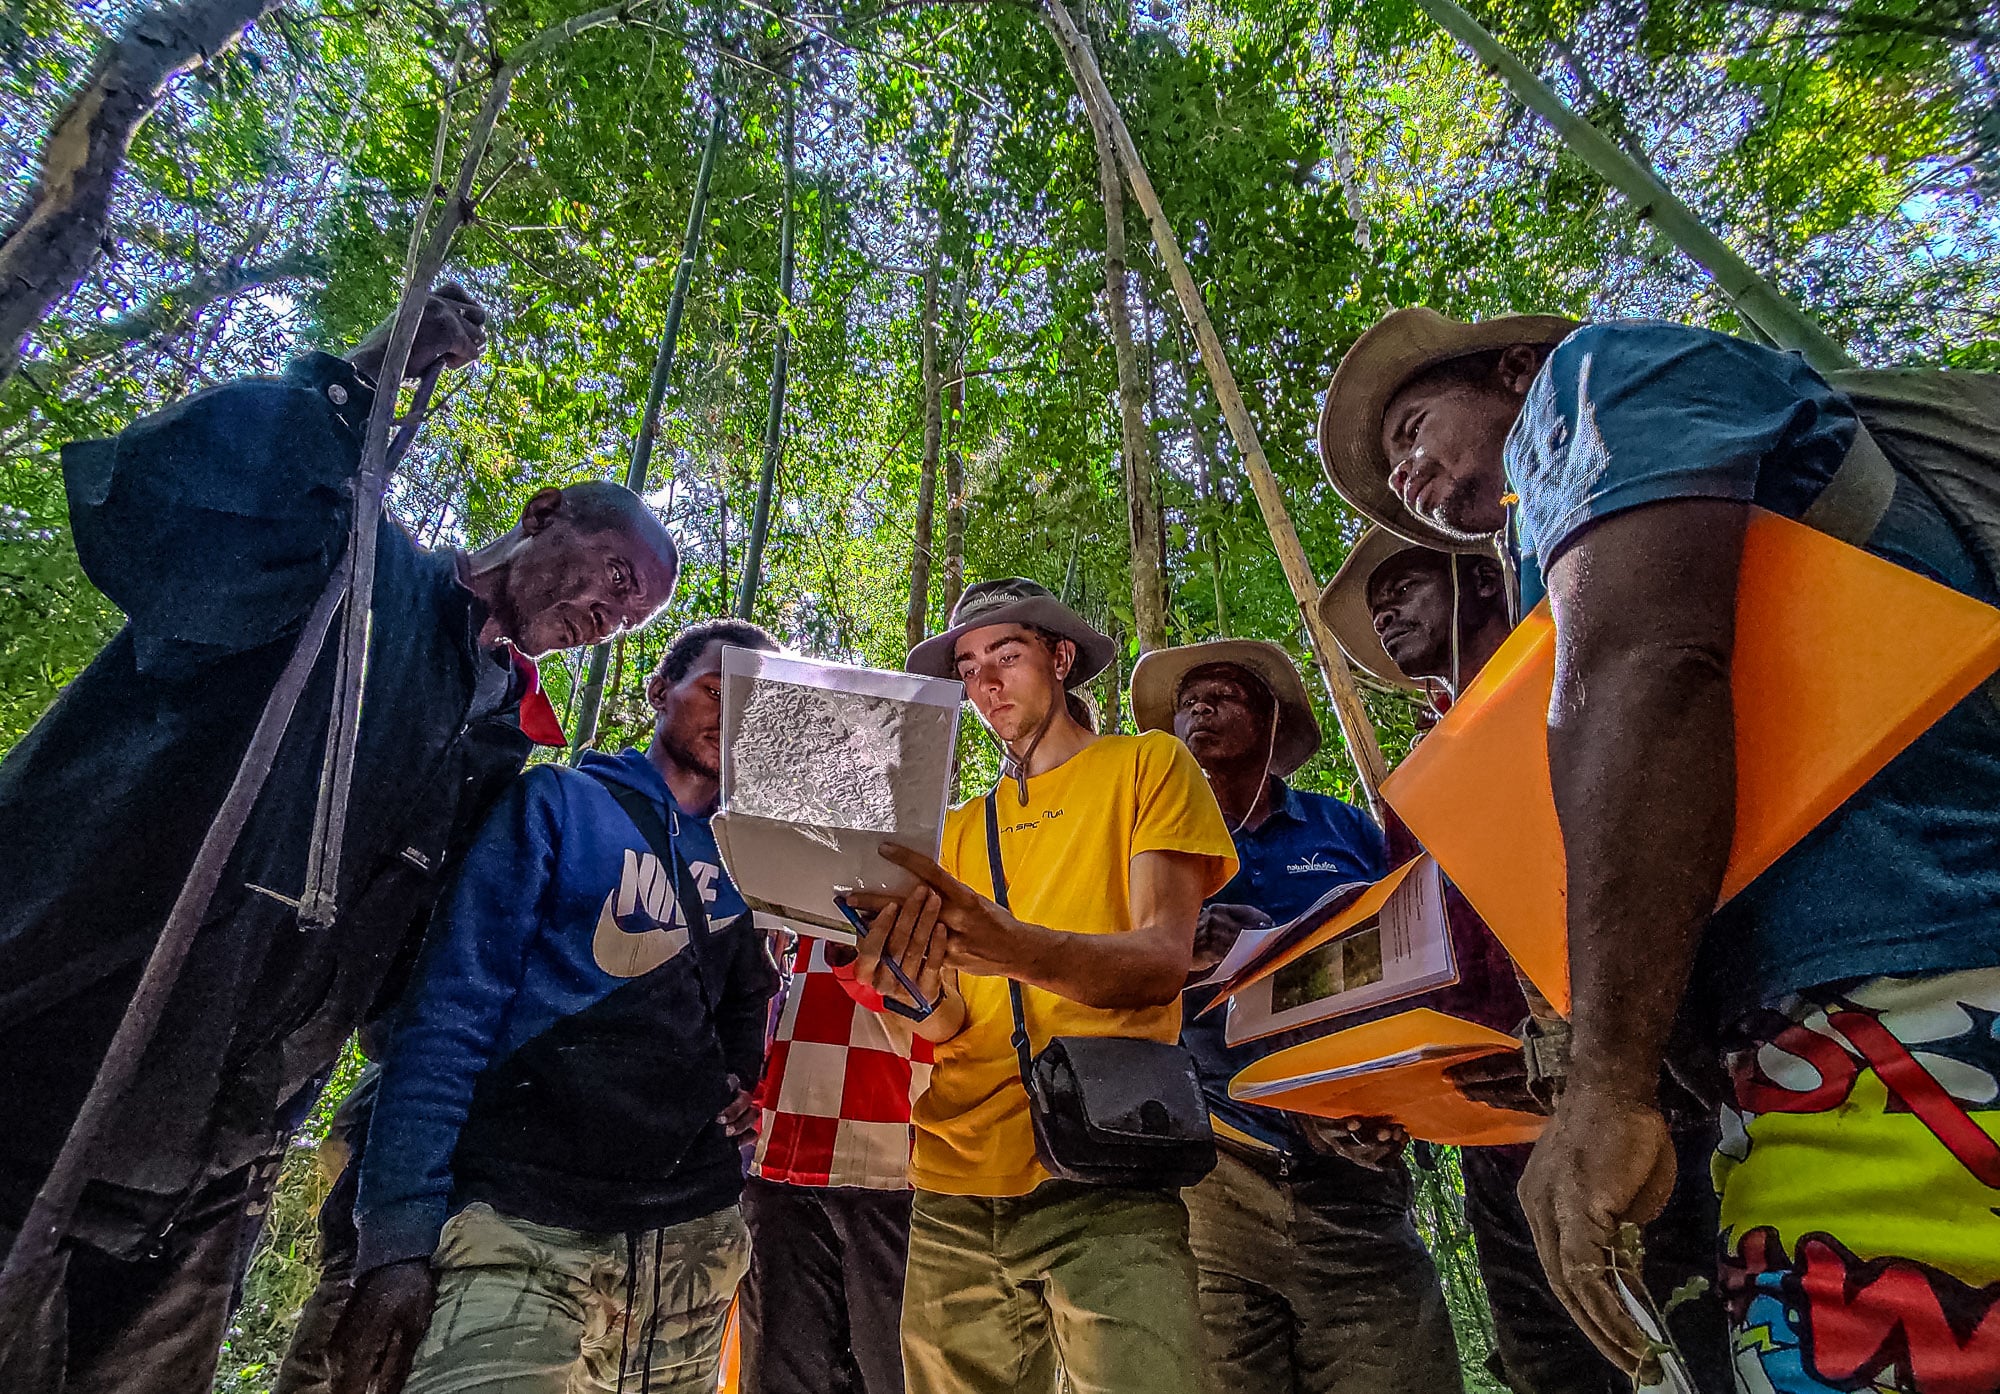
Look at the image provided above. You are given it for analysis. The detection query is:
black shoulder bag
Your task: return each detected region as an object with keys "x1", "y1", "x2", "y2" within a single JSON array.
[{"x1": 987, "y1": 791, "x2": 1216, "y2": 1189}]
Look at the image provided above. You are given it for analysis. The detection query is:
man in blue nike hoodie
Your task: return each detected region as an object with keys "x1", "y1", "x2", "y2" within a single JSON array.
[{"x1": 331, "y1": 618, "x2": 782, "y2": 1394}]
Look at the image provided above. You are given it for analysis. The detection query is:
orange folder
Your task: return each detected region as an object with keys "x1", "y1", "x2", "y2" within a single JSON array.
[
  {"x1": 1228, "y1": 1009, "x2": 1546, "y2": 1146},
  {"x1": 1383, "y1": 509, "x2": 2000, "y2": 1014}
]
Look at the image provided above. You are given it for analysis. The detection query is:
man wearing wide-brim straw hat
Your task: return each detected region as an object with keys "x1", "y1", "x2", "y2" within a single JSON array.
[
  {"x1": 847, "y1": 578, "x2": 1239, "y2": 1394},
  {"x1": 1130, "y1": 639, "x2": 1466, "y2": 1394},
  {"x1": 1318, "y1": 307, "x2": 2000, "y2": 1393},
  {"x1": 1320, "y1": 530, "x2": 1740, "y2": 1394},
  {"x1": 1318, "y1": 307, "x2": 1576, "y2": 553},
  {"x1": 1317, "y1": 525, "x2": 1512, "y2": 700}
]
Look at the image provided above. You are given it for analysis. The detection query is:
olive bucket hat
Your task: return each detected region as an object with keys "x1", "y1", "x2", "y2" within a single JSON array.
[
  {"x1": 1319, "y1": 307, "x2": 1578, "y2": 552},
  {"x1": 1128, "y1": 639, "x2": 1322, "y2": 778},
  {"x1": 905, "y1": 577, "x2": 1116, "y2": 688}
]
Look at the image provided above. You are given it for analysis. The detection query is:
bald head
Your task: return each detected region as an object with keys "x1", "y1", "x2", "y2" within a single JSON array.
[{"x1": 467, "y1": 483, "x2": 679, "y2": 657}]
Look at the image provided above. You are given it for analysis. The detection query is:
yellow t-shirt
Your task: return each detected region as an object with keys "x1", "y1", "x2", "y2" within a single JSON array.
[{"x1": 911, "y1": 730, "x2": 1238, "y2": 1196}]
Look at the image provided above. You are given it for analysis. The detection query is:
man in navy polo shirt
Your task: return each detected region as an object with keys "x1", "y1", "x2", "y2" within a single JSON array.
[{"x1": 1131, "y1": 641, "x2": 1462, "y2": 1394}]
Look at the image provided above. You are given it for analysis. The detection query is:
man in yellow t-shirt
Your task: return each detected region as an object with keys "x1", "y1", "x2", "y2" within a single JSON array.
[{"x1": 847, "y1": 578, "x2": 1236, "y2": 1394}]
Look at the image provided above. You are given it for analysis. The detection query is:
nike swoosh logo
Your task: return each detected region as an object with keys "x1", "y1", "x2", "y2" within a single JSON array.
[{"x1": 593, "y1": 847, "x2": 689, "y2": 979}]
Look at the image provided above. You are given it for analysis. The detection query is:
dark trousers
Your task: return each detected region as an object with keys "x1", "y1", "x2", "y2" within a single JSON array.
[
  {"x1": 1185, "y1": 1146, "x2": 1464, "y2": 1394},
  {"x1": 275, "y1": 1151, "x2": 361, "y2": 1394},
  {"x1": 1461, "y1": 1124, "x2": 1731, "y2": 1394},
  {"x1": 739, "y1": 1176, "x2": 913, "y2": 1394},
  {"x1": 0, "y1": 1166, "x2": 260, "y2": 1394}
]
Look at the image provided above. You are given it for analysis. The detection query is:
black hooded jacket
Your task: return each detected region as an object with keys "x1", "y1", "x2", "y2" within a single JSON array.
[{"x1": 0, "y1": 355, "x2": 535, "y2": 1248}]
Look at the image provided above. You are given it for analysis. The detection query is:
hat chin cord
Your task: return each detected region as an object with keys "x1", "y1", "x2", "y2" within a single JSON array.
[
  {"x1": 1418, "y1": 558, "x2": 1466, "y2": 718},
  {"x1": 1224, "y1": 711, "x2": 1280, "y2": 838},
  {"x1": 998, "y1": 667, "x2": 1071, "y2": 804}
]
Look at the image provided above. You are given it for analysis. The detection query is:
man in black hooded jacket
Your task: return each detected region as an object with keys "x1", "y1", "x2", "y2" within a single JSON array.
[{"x1": 0, "y1": 286, "x2": 680, "y2": 1394}]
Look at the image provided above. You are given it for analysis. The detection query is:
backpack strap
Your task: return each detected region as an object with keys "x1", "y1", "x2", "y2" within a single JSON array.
[
  {"x1": 1805, "y1": 403, "x2": 2000, "y2": 714},
  {"x1": 584, "y1": 771, "x2": 715, "y2": 1007},
  {"x1": 985, "y1": 790, "x2": 1038, "y2": 1091},
  {"x1": 1801, "y1": 419, "x2": 1898, "y2": 548}
]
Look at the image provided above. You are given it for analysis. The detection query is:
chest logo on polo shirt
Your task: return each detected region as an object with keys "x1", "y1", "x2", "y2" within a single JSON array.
[
  {"x1": 593, "y1": 848, "x2": 689, "y2": 978},
  {"x1": 1285, "y1": 853, "x2": 1352, "y2": 876}
]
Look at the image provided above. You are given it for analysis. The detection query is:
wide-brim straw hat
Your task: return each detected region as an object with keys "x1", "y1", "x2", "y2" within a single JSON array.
[
  {"x1": 1318, "y1": 527, "x2": 1434, "y2": 693},
  {"x1": 1319, "y1": 307, "x2": 1579, "y2": 552},
  {"x1": 906, "y1": 577, "x2": 1115, "y2": 688},
  {"x1": 1129, "y1": 639, "x2": 1322, "y2": 778}
]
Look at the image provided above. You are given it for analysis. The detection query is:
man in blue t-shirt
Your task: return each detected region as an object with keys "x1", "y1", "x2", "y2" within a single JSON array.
[
  {"x1": 1319, "y1": 309, "x2": 2000, "y2": 1394},
  {"x1": 328, "y1": 619, "x2": 782, "y2": 1394},
  {"x1": 1130, "y1": 640, "x2": 1463, "y2": 1394}
]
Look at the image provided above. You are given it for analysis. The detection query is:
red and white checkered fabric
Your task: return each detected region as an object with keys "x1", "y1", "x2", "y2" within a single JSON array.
[{"x1": 751, "y1": 935, "x2": 933, "y2": 1190}]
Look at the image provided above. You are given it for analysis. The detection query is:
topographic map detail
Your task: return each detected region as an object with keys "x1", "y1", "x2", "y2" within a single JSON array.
[{"x1": 729, "y1": 681, "x2": 905, "y2": 830}]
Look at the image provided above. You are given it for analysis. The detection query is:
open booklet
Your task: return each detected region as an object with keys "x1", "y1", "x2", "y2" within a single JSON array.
[
  {"x1": 709, "y1": 647, "x2": 963, "y2": 945},
  {"x1": 1218, "y1": 856, "x2": 1458, "y2": 1047}
]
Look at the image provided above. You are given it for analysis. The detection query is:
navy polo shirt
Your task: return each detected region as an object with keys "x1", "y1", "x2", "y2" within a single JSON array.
[{"x1": 1181, "y1": 780, "x2": 1388, "y2": 1155}]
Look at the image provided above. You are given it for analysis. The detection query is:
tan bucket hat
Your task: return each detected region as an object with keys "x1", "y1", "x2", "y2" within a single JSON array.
[
  {"x1": 1319, "y1": 307, "x2": 1578, "y2": 552},
  {"x1": 1317, "y1": 528, "x2": 1435, "y2": 693},
  {"x1": 1129, "y1": 639, "x2": 1321, "y2": 778},
  {"x1": 906, "y1": 577, "x2": 1115, "y2": 688}
]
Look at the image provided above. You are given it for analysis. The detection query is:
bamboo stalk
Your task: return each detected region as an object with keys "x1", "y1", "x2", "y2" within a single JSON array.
[
  {"x1": 736, "y1": 66, "x2": 796, "y2": 620},
  {"x1": 573, "y1": 98, "x2": 725, "y2": 756},
  {"x1": 300, "y1": 2, "x2": 634, "y2": 924},
  {"x1": 1414, "y1": 0, "x2": 1852, "y2": 373},
  {"x1": 1038, "y1": 0, "x2": 1389, "y2": 809}
]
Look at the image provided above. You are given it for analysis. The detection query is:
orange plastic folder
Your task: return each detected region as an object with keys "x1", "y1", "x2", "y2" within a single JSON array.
[
  {"x1": 1383, "y1": 508, "x2": 2000, "y2": 1014},
  {"x1": 1228, "y1": 1009, "x2": 1545, "y2": 1146}
]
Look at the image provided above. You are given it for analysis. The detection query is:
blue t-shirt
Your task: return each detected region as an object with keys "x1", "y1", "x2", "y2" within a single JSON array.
[
  {"x1": 1181, "y1": 781, "x2": 1388, "y2": 1155},
  {"x1": 1506, "y1": 320, "x2": 2000, "y2": 1013}
]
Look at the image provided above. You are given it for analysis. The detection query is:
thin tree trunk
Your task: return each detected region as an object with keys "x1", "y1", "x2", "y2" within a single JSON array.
[
  {"x1": 736, "y1": 73, "x2": 796, "y2": 620},
  {"x1": 943, "y1": 368, "x2": 967, "y2": 616},
  {"x1": 1412, "y1": 0, "x2": 1851, "y2": 371},
  {"x1": 1040, "y1": 0, "x2": 1390, "y2": 808},
  {"x1": 1182, "y1": 353, "x2": 1228, "y2": 636},
  {"x1": 0, "y1": 0, "x2": 280, "y2": 383},
  {"x1": 573, "y1": 99, "x2": 725, "y2": 756},
  {"x1": 941, "y1": 228, "x2": 973, "y2": 618},
  {"x1": 906, "y1": 252, "x2": 943, "y2": 650},
  {"x1": 1057, "y1": 24, "x2": 1168, "y2": 653}
]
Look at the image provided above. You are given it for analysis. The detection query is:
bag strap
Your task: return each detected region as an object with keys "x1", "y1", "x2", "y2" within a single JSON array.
[
  {"x1": 587, "y1": 771, "x2": 716, "y2": 1009},
  {"x1": 986, "y1": 790, "x2": 1038, "y2": 1088},
  {"x1": 1801, "y1": 408, "x2": 2000, "y2": 715},
  {"x1": 1801, "y1": 417, "x2": 1898, "y2": 548}
]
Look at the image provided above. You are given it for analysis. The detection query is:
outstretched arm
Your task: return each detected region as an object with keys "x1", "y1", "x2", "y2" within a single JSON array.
[
  {"x1": 851, "y1": 843, "x2": 1207, "y2": 1011},
  {"x1": 1518, "y1": 497, "x2": 1745, "y2": 1371}
]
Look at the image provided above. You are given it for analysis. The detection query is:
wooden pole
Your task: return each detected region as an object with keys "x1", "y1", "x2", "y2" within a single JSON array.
[{"x1": 1038, "y1": 0, "x2": 1390, "y2": 810}]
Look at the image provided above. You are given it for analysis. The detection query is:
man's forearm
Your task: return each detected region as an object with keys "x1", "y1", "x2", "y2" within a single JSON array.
[
  {"x1": 1549, "y1": 642, "x2": 1735, "y2": 1102},
  {"x1": 999, "y1": 919, "x2": 1188, "y2": 1009}
]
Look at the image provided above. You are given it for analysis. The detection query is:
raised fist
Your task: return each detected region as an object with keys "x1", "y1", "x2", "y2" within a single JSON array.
[{"x1": 348, "y1": 282, "x2": 489, "y2": 383}]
